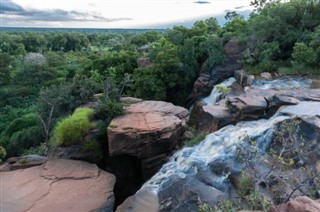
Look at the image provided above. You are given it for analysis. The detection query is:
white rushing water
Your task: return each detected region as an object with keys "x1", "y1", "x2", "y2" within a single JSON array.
[
  {"x1": 252, "y1": 76, "x2": 312, "y2": 90},
  {"x1": 138, "y1": 101, "x2": 320, "y2": 202},
  {"x1": 202, "y1": 77, "x2": 236, "y2": 106},
  {"x1": 143, "y1": 113, "x2": 289, "y2": 193},
  {"x1": 123, "y1": 77, "x2": 318, "y2": 211}
]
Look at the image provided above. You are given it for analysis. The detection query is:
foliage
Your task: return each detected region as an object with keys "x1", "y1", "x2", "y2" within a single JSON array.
[
  {"x1": 51, "y1": 108, "x2": 94, "y2": 147},
  {"x1": 199, "y1": 200, "x2": 236, "y2": 212},
  {"x1": 291, "y1": 42, "x2": 317, "y2": 67},
  {"x1": 0, "y1": 146, "x2": 6, "y2": 161},
  {"x1": 214, "y1": 84, "x2": 231, "y2": 94},
  {"x1": 2, "y1": 1, "x2": 320, "y2": 156},
  {"x1": 94, "y1": 99, "x2": 123, "y2": 124},
  {"x1": 81, "y1": 140, "x2": 102, "y2": 155},
  {"x1": 244, "y1": 192, "x2": 271, "y2": 210},
  {"x1": 0, "y1": 112, "x2": 43, "y2": 157},
  {"x1": 22, "y1": 143, "x2": 46, "y2": 156},
  {"x1": 185, "y1": 132, "x2": 207, "y2": 147},
  {"x1": 237, "y1": 176, "x2": 255, "y2": 198}
]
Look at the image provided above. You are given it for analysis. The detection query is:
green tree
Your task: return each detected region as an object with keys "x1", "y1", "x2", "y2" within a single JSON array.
[{"x1": 291, "y1": 42, "x2": 317, "y2": 67}]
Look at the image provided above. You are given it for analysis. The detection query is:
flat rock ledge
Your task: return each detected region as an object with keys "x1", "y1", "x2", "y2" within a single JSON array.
[{"x1": 0, "y1": 159, "x2": 116, "y2": 212}]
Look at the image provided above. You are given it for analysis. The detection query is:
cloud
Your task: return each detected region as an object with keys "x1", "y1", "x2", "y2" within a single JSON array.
[
  {"x1": 0, "y1": 0, "x2": 132, "y2": 22},
  {"x1": 1, "y1": 0, "x2": 24, "y2": 12},
  {"x1": 193, "y1": 1, "x2": 211, "y2": 4}
]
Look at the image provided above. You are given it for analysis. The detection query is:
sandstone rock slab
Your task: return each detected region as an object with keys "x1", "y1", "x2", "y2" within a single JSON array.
[
  {"x1": 0, "y1": 159, "x2": 115, "y2": 212},
  {"x1": 108, "y1": 101, "x2": 188, "y2": 159}
]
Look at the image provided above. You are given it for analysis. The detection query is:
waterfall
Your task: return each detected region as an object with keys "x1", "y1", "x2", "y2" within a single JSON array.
[
  {"x1": 143, "y1": 113, "x2": 289, "y2": 192},
  {"x1": 202, "y1": 77, "x2": 236, "y2": 106},
  {"x1": 252, "y1": 76, "x2": 312, "y2": 90}
]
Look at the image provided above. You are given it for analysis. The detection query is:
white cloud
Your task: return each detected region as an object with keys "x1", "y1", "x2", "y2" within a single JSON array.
[{"x1": 4, "y1": 0, "x2": 253, "y2": 28}]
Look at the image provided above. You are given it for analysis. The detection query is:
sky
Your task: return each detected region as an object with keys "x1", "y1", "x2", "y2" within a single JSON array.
[{"x1": 0, "y1": 0, "x2": 253, "y2": 29}]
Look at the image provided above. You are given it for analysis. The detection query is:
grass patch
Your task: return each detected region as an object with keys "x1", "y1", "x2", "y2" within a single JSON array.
[
  {"x1": 51, "y1": 108, "x2": 94, "y2": 147},
  {"x1": 185, "y1": 132, "x2": 207, "y2": 147}
]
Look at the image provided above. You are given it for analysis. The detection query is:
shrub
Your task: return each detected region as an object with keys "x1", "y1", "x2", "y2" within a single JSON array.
[
  {"x1": 214, "y1": 84, "x2": 231, "y2": 94},
  {"x1": 5, "y1": 126, "x2": 43, "y2": 157},
  {"x1": 3, "y1": 113, "x2": 39, "y2": 137},
  {"x1": 237, "y1": 176, "x2": 254, "y2": 198},
  {"x1": 185, "y1": 132, "x2": 207, "y2": 147},
  {"x1": 52, "y1": 108, "x2": 94, "y2": 147},
  {"x1": 94, "y1": 99, "x2": 123, "y2": 124},
  {"x1": 245, "y1": 192, "x2": 271, "y2": 211},
  {"x1": 22, "y1": 143, "x2": 46, "y2": 156},
  {"x1": 0, "y1": 146, "x2": 6, "y2": 162},
  {"x1": 81, "y1": 140, "x2": 102, "y2": 156}
]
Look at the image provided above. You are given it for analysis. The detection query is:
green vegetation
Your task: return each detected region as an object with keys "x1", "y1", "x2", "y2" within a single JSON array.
[
  {"x1": 199, "y1": 200, "x2": 236, "y2": 212},
  {"x1": 1, "y1": 0, "x2": 320, "y2": 158},
  {"x1": 0, "y1": 146, "x2": 6, "y2": 163},
  {"x1": 214, "y1": 84, "x2": 231, "y2": 95},
  {"x1": 185, "y1": 132, "x2": 207, "y2": 147},
  {"x1": 52, "y1": 108, "x2": 94, "y2": 147},
  {"x1": 237, "y1": 176, "x2": 255, "y2": 198}
]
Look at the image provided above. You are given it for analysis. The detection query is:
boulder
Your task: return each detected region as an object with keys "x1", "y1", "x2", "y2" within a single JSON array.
[
  {"x1": 0, "y1": 159, "x2": 116, "y2": 212},
  {"x1": 227, "y1": 96, "x2": 268, "y2": 118},
  {"x1": 108, "y1": 100, "x2": 189, "y2": 179},
  {"x1": 269, "y1": 196, "x2": 320, "y2": 212},
  {"x1": 197, "y1": 103, "x2": 237, "y2": 132}
]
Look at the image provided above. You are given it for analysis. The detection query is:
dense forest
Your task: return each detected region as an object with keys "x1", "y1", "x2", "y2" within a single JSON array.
[{"x1": 1, "y1": 0, "x2": 320, "y2": 160}]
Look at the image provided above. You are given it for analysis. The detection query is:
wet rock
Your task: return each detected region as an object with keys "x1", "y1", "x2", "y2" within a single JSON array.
[
  {"x1": 120, "y1": 102, "x2": 320, "y2": 211},
  {"x1": 227, "y1": 96, "x2": 268, "y2": 118},
  {"x1": 197, "y1": 104, "x2": 236, "y2": 132},
  {"x1": 0, "y1": 159, "x2": 115, "y2": 212},
  {"x1": 269, "y1": 196, "x2": 320, "y2": 212}
]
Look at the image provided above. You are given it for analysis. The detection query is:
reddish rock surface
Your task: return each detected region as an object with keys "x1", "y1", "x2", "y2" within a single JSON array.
[
  {"x1": 108, "y1": 100, "x2": 188, "y2": 178},
  {"x1": 269, "y1": 196, "x2": 320, "y2": 212},
  {"x1": 0, "y1": 159, "x2": 116, "y2": 212}
]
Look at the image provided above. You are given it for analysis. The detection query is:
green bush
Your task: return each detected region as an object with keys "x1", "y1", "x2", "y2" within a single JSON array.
[
  {"x1": 5, "y1": 126, "x2": 43, "y2": 157},
  {"x1": 185, "y1": 133, "x2": 207, "y2": 147},
  {"x1": 237, "y1": 176, "x2": 254, "y2": 198},
  {"x1": 245, "y1": 192, "x2": 271, "y2": 211},
  {"x1": 52, "y1": 108, "x2": 94, "y2": 147},
  {"x1": 0, "y1": 146, "x2": 6, "y2": 161},
  {"x1": 214, "y1": 84, "x2": 231, "y2": 94},
  {"x1": 81, "y1": 140, "x2": 102, "y2": 156},
  {"x1": 22, "y1": 143, "x2": 46, "y2": 156},
  {"x1": 94, "y1": 99, "x2": 123, "y2": 124},
  {"x1": 3, "y1": 113, "x2": 39, "y2": 137}
]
